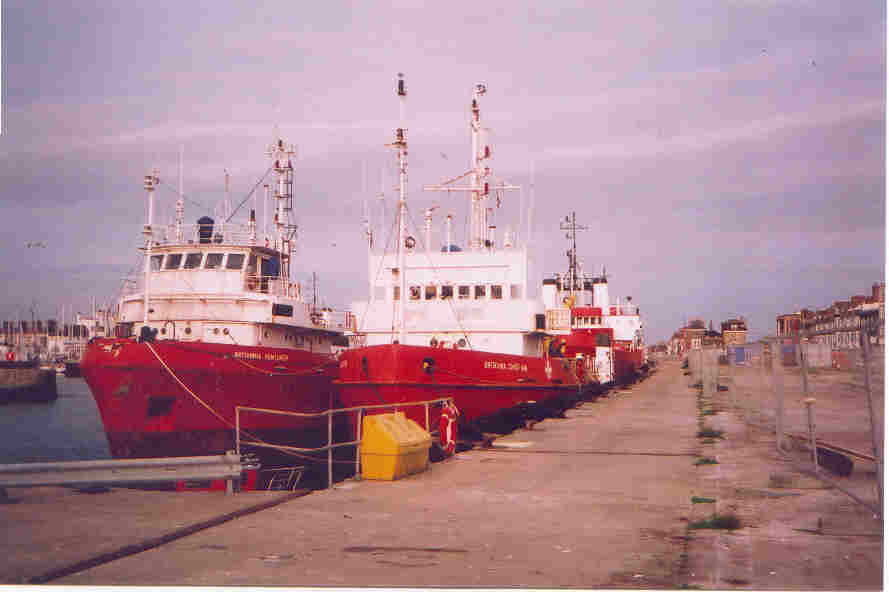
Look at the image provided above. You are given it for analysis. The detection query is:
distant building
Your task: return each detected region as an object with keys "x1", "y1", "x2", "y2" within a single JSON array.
[
  {"x1": 775, "y1": 281, "x2": 885, "y2": 348},
  {"x1": 721, "y1": 318, "x2": 747, "y2": 345}
]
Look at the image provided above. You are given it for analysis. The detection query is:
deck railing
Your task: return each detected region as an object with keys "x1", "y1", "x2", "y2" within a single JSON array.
[{"x1": 235, "y1": 397, "x2": 455, "y2": 489}]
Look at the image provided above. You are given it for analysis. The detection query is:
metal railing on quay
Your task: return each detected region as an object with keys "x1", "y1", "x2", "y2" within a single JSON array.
[
  {"x1": 235, "y1": 396, "x2": 455, "y2": 489},
  {"x1": 0, "y1": 452, "x2": 245, "y2": 497}
]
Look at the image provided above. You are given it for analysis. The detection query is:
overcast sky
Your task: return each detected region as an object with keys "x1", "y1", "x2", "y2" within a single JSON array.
[{"x1": 1, "y1": 1, "x2": 884, "y2": 343}]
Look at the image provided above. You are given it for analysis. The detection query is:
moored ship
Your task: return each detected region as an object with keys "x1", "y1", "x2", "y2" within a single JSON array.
[
  {"x1": 337, "y1": 78, "x2": 582, "y2": 437},
  {"x1": 541, "y1": 213, "x2": 646, "y2": 385},
  {"x1": 82, "y1": 139, "x2": 351, "y2": 461}
]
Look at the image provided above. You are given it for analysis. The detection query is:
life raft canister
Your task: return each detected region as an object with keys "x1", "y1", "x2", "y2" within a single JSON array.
[{"x1": 439, "y1": 400, "x2": 459, "y2": 456}]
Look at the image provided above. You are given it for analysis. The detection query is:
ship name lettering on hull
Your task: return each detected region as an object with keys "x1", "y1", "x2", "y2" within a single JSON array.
[
  {"x1": 234, "y1": 351, "x2": 289, "y2": 362},
  {"x1": 484, "y1": 360, "x2": 528, "y2": 372}
]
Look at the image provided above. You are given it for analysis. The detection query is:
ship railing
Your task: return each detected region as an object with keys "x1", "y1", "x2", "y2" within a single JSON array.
[
  {"x1": 545, "y1": 308, "x2": 571, "y2": 332},
  {"x1": 243, "y1": 274, "x2": 298, "y2": 298},
  {"x1": 234, "y1": 396, "x2": 456, "y2": 490},
  {"x1": 0, "y1": 452, "x2": 245, "y2": 497},
  {"x1": 154, "y1": 223, "x2": 255, "y2": 246}
]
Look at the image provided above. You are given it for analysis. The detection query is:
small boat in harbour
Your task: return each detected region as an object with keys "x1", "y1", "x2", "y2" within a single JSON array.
[{"x1": 0, "y1": 346, "x2": 57, "y2": 404}]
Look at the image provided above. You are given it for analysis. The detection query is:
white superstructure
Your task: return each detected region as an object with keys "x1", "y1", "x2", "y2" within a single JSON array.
[
  {"x1": 117, "y1": 139, "x2": 350, "y2": 352},
  {"x1": 349, "y1": 80, "x2": 548, "y2": 356}
]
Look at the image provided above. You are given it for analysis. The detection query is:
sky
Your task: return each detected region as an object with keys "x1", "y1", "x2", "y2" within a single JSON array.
[{"x1": 0, "y1": 0, "x2": 885, "y2": 344}]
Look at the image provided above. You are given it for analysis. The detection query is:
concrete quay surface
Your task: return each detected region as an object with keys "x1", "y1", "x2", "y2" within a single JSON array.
[{"x1": 3, "y1": 362, "x2": 701, "y2": 587}]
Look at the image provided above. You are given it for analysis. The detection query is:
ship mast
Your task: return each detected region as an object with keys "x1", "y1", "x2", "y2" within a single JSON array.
[
  {"x1": 424, "y1": 84, "x2": 519, "y2": 251},
  {"x1": 267, "y1": 138, "x2": 297, "y2": 280},
  {"x1": 142, "y1": 170, "x2": 159, "y2": 327},
  {"x1": 387, "y1": 73, "x2": 409, "y2": 343},
  {"x1": 560, "y1": 211, "x2": 589, "y2": 294}
]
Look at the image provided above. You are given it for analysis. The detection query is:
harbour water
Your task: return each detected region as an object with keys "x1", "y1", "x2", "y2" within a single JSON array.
[{"x1": 0, "y1": 376, "x2": 110, "y2": 464}]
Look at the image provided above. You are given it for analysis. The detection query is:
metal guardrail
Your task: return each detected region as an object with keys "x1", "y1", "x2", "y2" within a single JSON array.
[
  {"x1": 0, "y1": 452, "x2": 243, "y2": 495},
  {"x1": 236, "y1": 397, "x2": 455, "y2": 489}
]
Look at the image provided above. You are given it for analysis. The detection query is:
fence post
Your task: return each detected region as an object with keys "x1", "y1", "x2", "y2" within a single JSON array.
[
  {"x1": 772, "y1": 341, "x2": 785, "y2": 452},
  {"x1": 803, "y1": 397, "x2": 818, "y2": 471},
  {"x1": 859, "y1": 316, "x2": 883, "y2": 514},
  {"x1": 796, "y1": 335, "x2": 811, "y2": 400}
]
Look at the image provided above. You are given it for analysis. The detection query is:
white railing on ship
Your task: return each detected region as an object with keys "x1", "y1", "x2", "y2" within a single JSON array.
[
  {"x1": 122, "y1": 275, "x2": 296, "y2": 298},
  {"x1": 234, "y1": 397, "x2": 455, "y2": 489},
  {"x1": 155, "y1": 223, "x2": 256, "y2": 246},
  {"x1": 546, "y1": 308, "x2": 571, "y2": 331}
]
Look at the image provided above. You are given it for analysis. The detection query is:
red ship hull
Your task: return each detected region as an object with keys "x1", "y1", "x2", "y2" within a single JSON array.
[
  {"x1": 82, "y1": 338, "x2": 340, "y2": 460},
  {"x1": 335, "y1": 344, "x2": 582, "y2": 433},
  {"x1": 613, "y1": 345, "x2": 644, "y2": 384}
]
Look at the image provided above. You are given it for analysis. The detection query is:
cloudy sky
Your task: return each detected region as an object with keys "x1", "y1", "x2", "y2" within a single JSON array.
[{"x1": 1, "y1": 1, "x2": 884, "y2": 343}]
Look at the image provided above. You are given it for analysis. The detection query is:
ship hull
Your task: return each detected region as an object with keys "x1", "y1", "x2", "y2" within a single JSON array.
[
  {"x1": 335, "y1": 344, "x2": 582, "y2": 434},
  {"x1": 613, "y1": 347, "x2": 645, "y2": 384},
  {"x1": 82, "y1": 338, "x2": 340, "y2": 460}
]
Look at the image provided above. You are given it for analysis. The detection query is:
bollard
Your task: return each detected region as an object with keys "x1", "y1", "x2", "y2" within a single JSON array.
[{"x1": 803, "y1": 398, "x2": 818, "y2": 471}]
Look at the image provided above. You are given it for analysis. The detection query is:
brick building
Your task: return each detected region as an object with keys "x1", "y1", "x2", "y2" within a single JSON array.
[
  {"x1": 775, "y1": 281, "x2": 884, "y2": 348},
  {"x1": 720, "y1": 318, "x2": 748, "y2": 345}
]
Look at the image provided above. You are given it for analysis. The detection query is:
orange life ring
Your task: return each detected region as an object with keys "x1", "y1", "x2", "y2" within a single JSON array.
[
  {"x1": 5, "y1": 351, "x2": 14, "y2": 361},
  {"x1": 439, "y1": 401, "x2": 459, "y2": 456}
]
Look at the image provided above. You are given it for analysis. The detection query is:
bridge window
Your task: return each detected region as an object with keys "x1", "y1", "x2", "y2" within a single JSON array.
[
  {"x1": 458, "y1": 286, "x2": 470, "y2": 299},
  {"x1": 425, "y1": 285, "x2": 437, "y2": 300},
  {"x1": 226, "y1": 253, "x2": 245, "y2": 270},
  {"x1": 490, "y1": 285, "x2": 503, "y2": 299},
  {"x1": 183, "y1": 253, "x2": 203, "y2": 269},
  {"x1": 441, "y1": 285, "x2": 454, "y2": 300},
  {"x1": 164, "y1": 254, "x2": 183, "y2": 270},
  {"x1": 409, "y1": 286, "x2": 421, "y2": 300},
  {"x1": 474, "y1": 285, "x2": 486, "y2": 299},
  {"x1": 205, "y1": 253, "x2": 224, "y2": 269},
  {"x1": 150, "y1": 254, "x2": 163, "y2": 271}
]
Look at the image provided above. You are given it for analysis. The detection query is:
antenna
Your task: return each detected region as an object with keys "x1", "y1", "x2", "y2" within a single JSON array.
[{"x1": 559, "y1": 211, "x2": 589, "y2": 292}]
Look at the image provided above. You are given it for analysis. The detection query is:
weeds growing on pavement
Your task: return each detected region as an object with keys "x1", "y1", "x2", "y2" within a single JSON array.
[
  {"x1": 694, "y1": 457, "x2": 718, "y2": 465},
  {"x1": 689, "y1": 513, "x2": 741, "y2": 530}
]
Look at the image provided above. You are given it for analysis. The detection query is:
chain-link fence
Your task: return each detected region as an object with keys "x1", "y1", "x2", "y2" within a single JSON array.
[{"x1": 691, "y1": 334, "x2": 883, "y2": 516}]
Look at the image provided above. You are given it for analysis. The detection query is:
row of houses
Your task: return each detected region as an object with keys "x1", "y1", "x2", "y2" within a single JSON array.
[{"x1": 776, "y1": 282, "x2": 884, "y2": 349}]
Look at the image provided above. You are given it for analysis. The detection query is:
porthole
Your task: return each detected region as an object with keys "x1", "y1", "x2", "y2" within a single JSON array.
[
  {"x1": 184, "y1": 327, "x2": 192, "y2": 335},
  {"x1": 213, "y1": 328, "x2": 220, "y2": 335},
  {"x1": 223, "y1": 328, "x2": 229, "y2": 335},
  {"x1": 264, "y1": 331, "x2": 270, "y2": 338},
  {"x1": 160, "y1": 327, "x2": 166, "y2": 335}
]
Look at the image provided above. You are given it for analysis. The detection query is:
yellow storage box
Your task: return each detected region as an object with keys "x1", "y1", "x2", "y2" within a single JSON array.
[{"x1": 360, "y1": 412, "x2": 432, "y2": 481}]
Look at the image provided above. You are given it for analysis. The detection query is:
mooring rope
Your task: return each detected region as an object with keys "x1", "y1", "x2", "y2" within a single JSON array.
[{"x1": 144, "y1": 341, "x2": 357, "y2": 465}]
